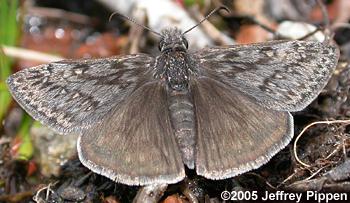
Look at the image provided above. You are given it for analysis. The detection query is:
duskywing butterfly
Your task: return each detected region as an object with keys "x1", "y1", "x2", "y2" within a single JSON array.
[{"x1": 6, "y1": 8, "x2": 339, "y2": 186}]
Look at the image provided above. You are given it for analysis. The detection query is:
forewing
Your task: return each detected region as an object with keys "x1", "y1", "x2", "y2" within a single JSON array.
[
  {"x1": 194, "y1": 40, "x2": 339, "y2": 111},
  {"x1": 78, "y1": 81, "x2": 185, "y2": 186},
  {"x1": 191, "y1": 77, "x2": 293, "y2": 179},
  {"x1": 7, "y1": 54, "x2": 154, "y2": 134}
]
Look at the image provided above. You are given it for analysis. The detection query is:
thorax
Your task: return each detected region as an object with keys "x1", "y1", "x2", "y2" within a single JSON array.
[{"x1": 154, "y1": 50, "x2": 197, "y2": 91}]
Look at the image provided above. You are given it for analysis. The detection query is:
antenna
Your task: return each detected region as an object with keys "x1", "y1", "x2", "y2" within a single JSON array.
[
  {"x1": 182, "y1": 5, "x2": 230, "y2": 35},
  {"x1": 109, "y1": 11, "x2": 162, "y2": 37}
]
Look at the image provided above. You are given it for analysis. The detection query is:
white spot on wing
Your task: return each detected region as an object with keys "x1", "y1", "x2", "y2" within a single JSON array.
[{"x1": 74, "y1": 69, "x2": 83, "y2": 75}]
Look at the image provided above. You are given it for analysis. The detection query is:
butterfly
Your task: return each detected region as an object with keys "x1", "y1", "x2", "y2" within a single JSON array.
[{"x1": 6, "y1": 16, "x2": 339, "y2": 186}]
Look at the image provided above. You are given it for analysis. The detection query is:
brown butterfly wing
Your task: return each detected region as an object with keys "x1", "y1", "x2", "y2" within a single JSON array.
[
  {"x1": 191, "y1": 77, "x2": 293, "y2": 179},
  {"x1": 194, "y1": 40, "x2": 339, "y2": 112},
  {"x1": 78, "y1": 81, "x2": 185, "y2": 186},
  {"x1": 7, "y1": 54, "x2": 154, "y2": 134}
]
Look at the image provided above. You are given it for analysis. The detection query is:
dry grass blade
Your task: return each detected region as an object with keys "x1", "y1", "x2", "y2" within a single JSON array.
[{"x1": 1, "y1": 45, "x2": 64, "y2": 63}]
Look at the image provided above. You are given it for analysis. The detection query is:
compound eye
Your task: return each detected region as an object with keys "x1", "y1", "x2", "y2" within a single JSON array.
[
  {"x1": 183, "y1": 38, "x2": 188, "y2": 48},
  {"x1": 158, "y1": 41, "x2": 162, "y2": 51}
]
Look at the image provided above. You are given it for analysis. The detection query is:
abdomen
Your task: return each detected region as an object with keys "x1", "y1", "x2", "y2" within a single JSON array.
[{"x1": 168, "y1": 89, "x2": 196, "y2": 169}]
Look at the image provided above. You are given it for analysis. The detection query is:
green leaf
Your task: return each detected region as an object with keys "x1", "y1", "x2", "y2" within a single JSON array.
[
  {"x1": 183, "y1": 0, "x2": 204, "y2": 7},
  {"x1": 0, "y1": 0, "x2": 20, "y2": 122},
  {"x1": 16, "y1": 114, "x2": 34, "y2": 160},
  {"x1": 0, "y1": 1, "x2": 34, "y2": 161}
]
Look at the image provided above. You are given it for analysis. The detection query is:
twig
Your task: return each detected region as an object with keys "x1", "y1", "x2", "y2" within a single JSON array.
[
  {"x1": 128, "y1": 8, "x2": 147, "y2": 54},
  {"x1": 187, "y1": 6, "x2": 234, "y2": 45},
  {"x1": 293, "y1": 119, "x2": 350, "y2": 168},
  {"x1": 316, "y1": 0, "x2": 330, "y2": 30},
  {"x1": 244, "y1": 16, "x2": 276, "y2": 35},
  {"x1": 342, "y1": 134, "x2": 348, "y2": 158},
  {"x1": 33, "y1": 182, "x2": 58, "y2": 202},
  {"x1": 305, "y1": 166, "x2": 327, "y2": 180},
  {"x1": 324, "y1": 143, "x2": 342, "y2": 160},
  {"x1": 332, "y1": 22, "x2": 350, "y2": 29},
  {"x1": 247, "y1": 172, "x2": 278, "y2": 190},
  {"x1": 278, "y1": 171, "x2": 298, "y2": 187},
  {"x1": 316, "y1": 0, "x2": 331, "y2": 43}
]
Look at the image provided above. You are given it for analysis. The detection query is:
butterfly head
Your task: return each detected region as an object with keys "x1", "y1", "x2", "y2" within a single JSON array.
[{"x1": 159, "y1": 28, "x2": 188, "y2": 53}]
